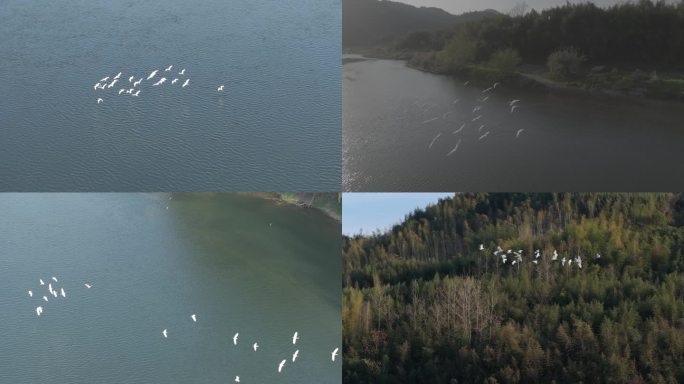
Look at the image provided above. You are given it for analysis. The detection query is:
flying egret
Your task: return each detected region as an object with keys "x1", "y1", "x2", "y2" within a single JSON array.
[
  {"x1": 191, "y1": 314, "x2": 197, "y2": 322},
  {"x1": 422, "y1": 117, "x2": 438, "y2": 124},
  {"x1": 511, "y1": 105, "x2": 519, "y2": 113},
  {"x1": 133, "y1": 90, "x2": 140, "y2": 96},
  {"x1": 133, "y1": 79, "x2": 142, "y2": 87},
  {"x1": 332, "y1": 348, "x2": 339, "y2": 361},
  {"x1": 292, "y1": 350, "x2": 299, "y2": 362},
  {"x1": 40, "y1": 279, "x2": 45, "y2": 286},
  {"x1": 28, "y1": 290, "x2": 33, "y2": 297},
  {"x1": 233, "y1": 333, "x2": 239, "y2": 345},
  {"x1": 179, "y1": 69, "x2": 186, "y2": 75},
  {"x1": 473, "y1": 106, "x2": 483, "y2": 113},
  {"x1": 165, "y1": 65, "x2": 173, "y2": 72},
  {"x1": 171, "y1": 78, "x2": 178, "y2": 84},
  {"x1": 428, "y1": 133, "x2": 441, "y2": 149},
  {"x1": 52, "y1": 290, "x2": 57, "y2": 298},
  {"x1": 113, "y1": 72, "x2": 122, "y2": 80},
  {"x1": 118, "y1": 89, "x2": 125, "y2": 95},
  {"x1": 478, "y1": 124, "x2": 486, "y2": 132},
  {"x1": 147, "y1": 70, "x2": 158, "y2": 80},
  {"x1": 480, "y1": 96, "x2": 490, "y2": 102},
  {"x1": 235, "y1": 377, "x2": 240, "y2": 383},
  {"x1": 100, "y1": 76, "x2": 109, "y2": 82},
  {"x1": 43, "y1": 296, "x2": 48, "y2": 302},
  {"x1": 108, "y1": 79, "x2": 119, "y2": 88},
  {"x1": 292, "y1": 331, "x2": 299, "y2": 344},
  {"x1": 478, "y1": 132, "x2": 490, "y2": 140},
  {"x1": 516, "y1": 129, "x2": 524, "y2": 138},
  {"x1": 97, "y1": 98, "x2": 103, "y2": 104},
  {"x1": 510, "y1": 99, "x2": 520, "y2": 106},
  {"x1": 36, "y1": 306, "x2": 43, "y2": 316},
  {"x1": 453, "y1": 123, "x2": 466, "y2": 134},
  {"x1": 126, "y1": 88, "x2": 133, "y2": 94},
  {"x1": 48, "y1": 283, "x2": 53, "y2": 294},
  {"x1": 128, "y1": 76, "x2": 134, "y2": 83},
  {"x1": 182, "y1": 79, "x2": 190, "y2": 87},
  {"x1": 472, "y1": 115, "x2": 482, "y2": 122},
  {"x1": 94, "y1": 83, "x2": 101, "y2": 90},
  {"x1": 463, "y1": 81, "x2": 469, "y2": 86},
  {"x1": 218, "y1": 85, "x2": 224, "y2": 92},
  {"x1": 60, "y1": 288, "x2": 66, "y2": 298},
  {"x1": 162, "y1": 329, "x2": 168, "y2": 338},
  {"x1": 278, "y1": 359, "x2": 286, "y2": 372},
  {"x1": 253, "y1": 342, "x2": 259, "y2": 351},
  {"x1": 84, "y1": 283, "x2": 92, "y2": 289},
  {"x1": 482, "y1": 86, "x2": 493, "y2": 93}
]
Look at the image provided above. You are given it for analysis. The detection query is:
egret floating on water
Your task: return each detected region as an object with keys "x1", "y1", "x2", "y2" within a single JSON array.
[
  {"x1": 36, "y1": 306, "x2": 43, "y2": 316},
  {"x1": 292, "y1": 350, "x2": 299, "y2": 362},
  {"x1": 191, "y1": 314, "x2": 197, "y2": 322},
  {"x1": 253, "y1": 342, "x2": 259, "y2": 351},
  {"x1": 332, "y1": 348, "x2": 339, "y2": 362},
  {"x1": 182, "y1": 79, "x2": 190, "y2": 87},
  {"x1": 97, "y1": 98, "x2": 103, "y2": 104},
  {"x1": 516, "y1": 129, "x2": 524, "y2": 138},
  {"x1": 218, "y1": 85, "x2": 224, "y2": 92},
  {"x1": 28, "y1": 290, "x2": 33, "y2": 297},
  {"x1": 292, "y1": 331, "x2": 299, "y2": 344},
  {"x1": 147, "y1": 70, "x2": 158, "y2": 80},
  {"x1": 165, "y1": 65, "x2": 173, "y2": 72},
  {"x1": 428, "y1": 133, "x2": 441, "y2": 149},
  {"x1": 233, "y1": 332, "x2": 239, "y2": 345},
  {"x1": 478, "y1": 132, "x2": 490, "y2": 140},
  {"x1": 162, "y1": 329, "x2": 168, "y2": 338},
  {"x1": 235, "y1": 376, "x2": 240, "y2": 382},
  {"x1": 278, "y1": 359, "x2": 286, "y2": 372}
]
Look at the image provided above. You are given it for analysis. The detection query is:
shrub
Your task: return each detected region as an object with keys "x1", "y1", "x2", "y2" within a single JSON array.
[
  {"x1": 486, "y1": 48, "x2": 522, "y2": 73},
  {"x1": 437, "y1": 35, "x2": 477, "y2": 71},
  {"x1": 547, "y1": 47, "x2": 586, "y2": 80}
]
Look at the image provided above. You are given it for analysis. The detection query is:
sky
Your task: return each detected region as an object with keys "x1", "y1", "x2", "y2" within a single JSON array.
[
  {"x1": 342, "y1": 193, "x2": 454, "y2": 235},
  {"x1": 395, "y1": 0, "x2": 643, "y2": 15}
]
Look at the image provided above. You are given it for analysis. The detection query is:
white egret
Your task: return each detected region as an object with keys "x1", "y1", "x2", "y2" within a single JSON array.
[
  {"x1": 118, "y1": 89, "x2": 125, "y2": 95},
  {"x1": 94, "y1": 83, "x2": 101, "y2": 90},
  {"x1": 473, "y1": 106, "x2": 482, "y2": 113},
  {"x1": 165, "y1": 65, "x2": 173, "y2": 72},
  {"x1": 510, "y1": 99, "x2": 520, "y2": 106},
  {"x1": 561, "y1": 257, "x2": 567, "y2": 266},
  {"x1": 36, "y1": 306, "x2": 43, "y2": 316},
  {"x1": 552, "y1": 250, "x2": 558, "y2": 261},
  {"x1": 292, "y1": 350, "x2": 299, "y2": 362},
  {"x1": 97, "y1": 98, "x2": 103, "y2": 104},
  {"x1": 128, "y1": 76, "x2": 134, "y2": 83},
  {"x1": 235, "y1": 377, "x2": 240, "y2": 383},
  {"x1": 52, "y1": 290, "x2": 57, "y2": 298},
  {"x1": 512, "y1": 260, "x2": 517, "y2": 266},
  {"x1": 292, "y1": 331, "x2": 299, "y2": 344},
  {"x1": 478, "y1": 124, "x2": 486, "y2": 132},
  {"x1": 60, "y1": 288, "x2": 66, "y2": 298},
  {"x1": 453, "y1": 99, "x2": 460, "y2": 104},
  {"x1": 43, "y1": 296, "x2": 48, "y2": 302},
  {"x1": 218, "y1": 85, "x2": 224, "y2": 92},
  {"x1": 478, "y1": 132, "x2": 490, "y2": 140},
  {"x1": 40, "y1": 279, "x2": 45, "y2": 286},
  {"x1": 191, "y1": 314, "x2": 197, "y2": 322},
  {"x1": 278, "y1": 359, "x2": 286, "y2": 372},
  {"x1": 133, "y1": 90, "x2": 140, "y2": 97},
  {"x1": 100, "y1": 76, "x2": 109, "y2": 82},
  {"x1": 472, "y1": 115, "x2": 482, "y2": 122},
  {"x1": 182, "y1": 79, "x2": 190, "y2": 87},
  {"x1": 108, "y1": 79, "x2": 118, "y2": 88},
  {"x1": 479, "y1": 244, "x2": 484, "y2": 251},
  {"x1": 126, "y1": 88, "x2": 133, "y2": 94},
  {"x1": 422, "y1": 117, "x2": 438, "y2": 124},
  {"x1": 453, "y1": 123, "x2": 466, "y2": 134},
  {"x1": 446, "y1": 140, "x2": 461, "y2": 156},
  {"x1": 147, "y1": 70, "x2": 158, "y2": 80},
  {"x1": 233, "y1": 332, "x2": 239, "y2": 345},
  {"x1": 533, "y1": 260, "x2": 539, "y2": 264},
  {"x1": 162, "y1": 329, "x2": 168, "y2": 338},
  {"x1": 171, "y1": 78, "x2": 178, "y2": 84},
  {"x1": 428, "y1": 133, "x2": 441, "y2": 149},
  {"x1": 253, "y1": 342, "x2": 259, "y2": 351},
  {"x1": 511, "y1": 105, "x2": 519, "y2": 113},
  {"x1": 28, "y1": 290, "x2": 33, "y2": 297},
  {"x1": 84, "y1": 283, "x2": 92, "y2": 289},
  {"x1": 179, "y1": 69, "x2": 186, "y2": 75},
  {"x1": 133, "y1": 79, "x2": 142, "y2": 87},
  {"x1": 113, "y1": 72, "x2": 122, "y2": 80},
  {"x1": 463, "y1": 81, "x2": 469, "y2": 86},
  {"x1": 48, "y1": 283, "x2": 53, "y2": 294},
  {"x1": 516, "y1": 129, "x2": 524, "y2": 138},
  {"x1": 332, "y1": 348, "x2": 339, "y2": 361},
  {"x1": 596, "y1": 253, "x2": 601, "y2": 258}
]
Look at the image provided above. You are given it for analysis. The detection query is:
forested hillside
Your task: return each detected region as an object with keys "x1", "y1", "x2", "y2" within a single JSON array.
[
  {"x1": 342, "y1": 0, "x2": 498, "y2": 48},
  {"x1": 343, "y1": 193, "x2": 684, "y2": 383}
]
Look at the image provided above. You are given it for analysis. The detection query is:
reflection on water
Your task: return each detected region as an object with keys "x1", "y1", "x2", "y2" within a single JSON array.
[
  {"x1": 343, "y1": 57, "x2": 684, "y2": 191},
  {"x1": 0, "y1": 193, "x2": 340, "y2": 384}
]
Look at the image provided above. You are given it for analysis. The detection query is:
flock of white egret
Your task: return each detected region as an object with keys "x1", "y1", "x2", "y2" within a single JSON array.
[
  {"x1": 421, "y1": 81, "x2": 524, "y2": 156},
  {"x1": 29, "y1": 276, "x2": 91, "y2": 317},
  {"x1": 93, "y1": 65, "x2": 226, "y2": 104},
  {"x1": 481, "y1": 244, "x2": 602, "y2": 269}
]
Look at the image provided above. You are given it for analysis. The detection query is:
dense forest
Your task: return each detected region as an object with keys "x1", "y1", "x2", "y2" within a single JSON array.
[
  {"x1": 343, "y1": 193, "x2": 684, "y2": 383},
  {"x1": 342, "y1": 0, "x2": 497, "y2": 48}
]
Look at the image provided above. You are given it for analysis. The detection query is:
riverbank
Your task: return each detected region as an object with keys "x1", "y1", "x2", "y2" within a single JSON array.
[
  {"x1": 345, "y1": 49, "x2": 684, "y2": 102},
  {"x1": 241, "y1": 192, "x2": 341, "y2": 222}
]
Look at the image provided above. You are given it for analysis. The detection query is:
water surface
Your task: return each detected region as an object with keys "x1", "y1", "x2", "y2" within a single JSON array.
[
  {"x1": 0, "y1": 193, "x2": 341, "y2": 383},
  {"x1": 0, "y1": 0, "x2": 340, "y2": 191},
  {"x1": 343, "y1": 57, "x2": 684, "y2": 191}
]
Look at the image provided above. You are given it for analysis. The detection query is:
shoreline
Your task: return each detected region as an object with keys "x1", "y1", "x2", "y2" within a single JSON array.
[{"x1": 241, "y1": 192, "x2": 341, "y2": 222}]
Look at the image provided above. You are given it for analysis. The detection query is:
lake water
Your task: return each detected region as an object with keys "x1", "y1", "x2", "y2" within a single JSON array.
[
  {"x1": 0, "y1": 193, "x2": 341, "y2": 383},
  {"x1": 343, "y1": 56, "x2": 684, "y2": 191},
  {"x1": 0, "y1": 0, "x2": 340, "y2": 191}
]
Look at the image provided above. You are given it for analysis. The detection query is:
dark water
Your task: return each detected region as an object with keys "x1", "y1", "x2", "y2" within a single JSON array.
[
  {"x1": 0, "y1": 0, "x2": 340, "y2": 191},
  {"x1": 343, "y1": 57, "x2": 684, "y2": 191},
  {"x1": 0, "y1": 193, "x2": 341, "y2": 383}
]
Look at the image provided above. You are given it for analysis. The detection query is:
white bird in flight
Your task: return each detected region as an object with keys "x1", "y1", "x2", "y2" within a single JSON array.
[
  {"x1": 292, "y1": 350, "x2": 299, "y2": 362},
  {"x1": 278, "y1": 359, "x2": 286, "y2": 372},
  {"x1": 463, "y1": 81, "x2": 469, "y2": 86},
  {"x1": 133, "y1": 79, "x2": 142, "y2": 87},
  {"x1": 113, "y1": 72, "x2": 122, "y2": 80},
  {"x1": 43, "y1": 296, "x2": 48, "y2": 302},
  {"x1": 233, "y1": 333, "x2": 239, "y2": 345},
  {"x1": 511, "y1": 105, "x2": 519, "y2": 113},
  {"x1": 191, "y1": 314, "x2": 197, "y2": 322},
  {"x1": 84, "y1": 283, "x2": 92, "y2": 289},
  {"x1": 253, "y1": 342, "x2": 259, "y2": 351},
  {"x1": 28, "y1": 290, "x2": 33, "y2": 297},
  {"x1": 128, "y1": 76, "x2": 134, "y2": 82},
  {"x1": 147, "y1": 70, "x2": 159, "y2": 80},
  {"x1": 217, "y1": 85, "x2": 224, "y2": 92},
  {"x1": 162, "y1": 329, "x2": 168, "y2": 338},
  {"x1": 61, "y1": 288, "x2": 66, "y2": 298},
  {"x1": 165, "y1": 65, "x2": 173, "y2": 72},
  {"x1": 473, "y1": 106, "x2": 483, "y2": 113},
  {"x1": 100, "y1": 76, "x2": 109, "y2": 82},
  {"x1": 478, "y1": 124, "x2": 486, "y2": 132},
  {"x1": 510, "y1": 99, "x2": 520, "y2": 106},
  {"x1": 52, "y1": 290, "x2": 58, "y2": 298},
  {"x1": 171, "y1": 78, "x2": 178, "y2": 85},
  {"x1": 182, "y1": 79, "x2": 190, "y2": 88},
  {"x1": 472, "y1": 115, "x2": 482, "y2": 122},
  {"x1": 118, "y1": 89, "x2": 125, "y2": 95},
  {"x1": 332, "y1": 348, "x2": 339, "y2": 361},
  {"x1": 94, "y1": 83, "x2": 101, "y2": 90},
  {"x1": 428, "y1": 133, "x2": 441, "y2": 149},
  {"x1": 36, "y1": 306, "x2": 43, "y2": 316},
  {"x1": 453, "y1": 123, "x2": 465, "y2": 134},
  {"x1": 108, "y1": 79, "x2": 118, "y2": 88},
  {"x1": 292, "y1": 331, "x2": 299, "y2": 344},
  {"x1": 48, "y1": 283, "x2": 53, "y2": 294},
  {"x1": 178, "y1": 69, "x2": 186, "y2": 75},
  {"x1": 446, "y1": 140, "x2": 461, "y2": 156},
  {"x1": 97, "y1": 98, "x2": 103, "y2": 104},
  {"x1": 516, "y1": 129, "x2": 524, "y2": 138},
  {"x1": 235, "y1": 377, "x2": 240, "y2": 383},
  {"x1": 40, "y1": 279, "x2": 45, "y2": 286},
  {"x1": 133, "y1": 90, "x2": 140, "y2": 97},
  {"x1": 478, "y1": 132, "x2": 490, "y2": 140}
]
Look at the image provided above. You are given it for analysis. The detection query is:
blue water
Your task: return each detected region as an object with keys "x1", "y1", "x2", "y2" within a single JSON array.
[{"x1": 0, "y1": 0, "x2": 340, "y2": 191}]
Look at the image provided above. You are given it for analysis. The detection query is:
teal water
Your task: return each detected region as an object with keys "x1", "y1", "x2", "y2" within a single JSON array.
[{"x1": 0, "y1": 193, "x2": 341, "y2": 383}]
